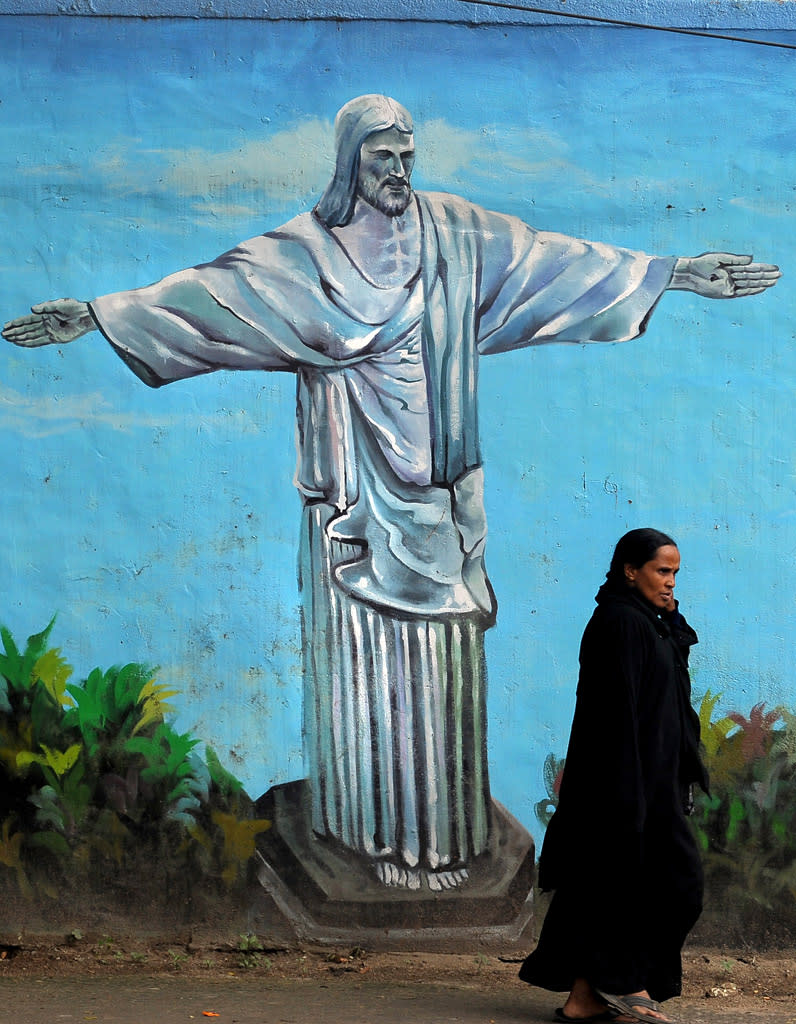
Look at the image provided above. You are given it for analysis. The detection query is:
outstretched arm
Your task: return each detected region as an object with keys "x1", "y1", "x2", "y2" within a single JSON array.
[
  {"x1": 2, "y1": 298, "x2": 96, "y2": 347},
  {"x1": 669, "y1": 253, "x2": 781, "y2": 299}
]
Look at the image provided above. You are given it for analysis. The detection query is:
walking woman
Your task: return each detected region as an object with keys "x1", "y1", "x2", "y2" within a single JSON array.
[{"x1": 520, "y1": 529, "x2": 709, "y2": 1023}]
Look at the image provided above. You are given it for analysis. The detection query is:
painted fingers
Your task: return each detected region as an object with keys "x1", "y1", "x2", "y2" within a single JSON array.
[
  {"x1": 723, "y1": 259, "x2": 781, "y2": 297},
  {"x1": 2, "y1": 299, "x2": 94, "y2": 346}
]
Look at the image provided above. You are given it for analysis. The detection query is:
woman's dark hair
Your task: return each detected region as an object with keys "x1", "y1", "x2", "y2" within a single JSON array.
[{"x1": 606, "y1": 527, "x2": 677, "y2": 585}]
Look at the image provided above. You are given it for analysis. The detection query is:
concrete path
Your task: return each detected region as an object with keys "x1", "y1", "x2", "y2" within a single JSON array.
[{"x1": 3, "y1": 975, "x2": 795, "y2": 1024}]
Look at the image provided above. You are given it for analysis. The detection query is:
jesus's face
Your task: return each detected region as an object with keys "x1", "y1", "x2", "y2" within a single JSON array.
[{"x1": 357, "y1": 127, "x2": 415, "y2": 217}]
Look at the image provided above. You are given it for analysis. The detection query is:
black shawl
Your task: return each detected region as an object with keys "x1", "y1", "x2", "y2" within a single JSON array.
[{"x1": 538, "y1": 582, "x2": 708, "y2": 891}]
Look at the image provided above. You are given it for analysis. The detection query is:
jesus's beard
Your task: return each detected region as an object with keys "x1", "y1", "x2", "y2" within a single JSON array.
[{"x1": 358, "y1": 176, "x2": 413, "y2": 218}]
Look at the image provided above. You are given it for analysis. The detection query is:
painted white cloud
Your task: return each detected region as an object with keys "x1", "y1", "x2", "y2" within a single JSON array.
[
  {"x1": 154, "y1": 116, "x2": 582, "y2": 201},
  {"x1": 155, "y1": 117, "x2": 335, "y2": 203},
  {"x1": 14, "y1": 115, "x2": 787, "y2": 225},
  {"x1": 729, "y1": 196, "x2": 794, "y2": 219},
  {"x1": 414, "y1": 119, "x2": 485, "y2": 181},
  {"x1": 16, "y1": 116, "x2": 590, "y2": 205},
  {"x1": 416, "y1": 118, "x2": 601, "y2": 192},
  {"x1": 20, "y1": 161, "x2": 85, "y2": 182},
  {"x1": 18, "y1": 118, "x2": 334, "y2": 207},
  {"x1": 0, "y1": 384, "x2": 265, "y2": 438}
]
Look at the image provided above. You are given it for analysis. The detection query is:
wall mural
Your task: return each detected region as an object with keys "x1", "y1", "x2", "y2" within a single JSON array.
[{"x1": 0, "y1": 14, "x2": 792, "y2": 940}]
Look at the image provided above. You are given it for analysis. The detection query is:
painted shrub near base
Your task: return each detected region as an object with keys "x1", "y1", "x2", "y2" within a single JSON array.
[{"x1": 0, "y1": 619, "x2": 270, "y2": 922}]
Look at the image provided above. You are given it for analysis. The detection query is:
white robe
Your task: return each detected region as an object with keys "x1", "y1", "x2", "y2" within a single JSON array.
[{"x1": 90, "y1": 192, "x2": 675, "y2": 871}]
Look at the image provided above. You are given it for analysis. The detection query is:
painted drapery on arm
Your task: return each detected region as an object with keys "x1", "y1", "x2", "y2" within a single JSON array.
[
  {"x1": 88, "y1": 228, "x2": 370, "y2": 385},
  {"x1": 416, "y1": 192, "x2": 675, "y2": 489},
  {"x1": 90, "y1": 196, "x2": 675, "y2": 389}
]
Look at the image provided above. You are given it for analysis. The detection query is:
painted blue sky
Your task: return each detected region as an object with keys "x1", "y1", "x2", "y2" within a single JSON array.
[{"x1": 1, "y1": 16, "x2": 793, "y2": 827}]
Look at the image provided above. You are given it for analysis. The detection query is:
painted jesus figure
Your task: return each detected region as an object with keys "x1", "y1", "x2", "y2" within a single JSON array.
[{"x1": 3, "y1": 94, "x2": 780, "y2": 892}]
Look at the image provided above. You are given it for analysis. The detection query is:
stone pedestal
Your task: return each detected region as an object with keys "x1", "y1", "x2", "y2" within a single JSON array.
[{"x1": 254, "y1": 779, "x2": 535, "y2": 949}]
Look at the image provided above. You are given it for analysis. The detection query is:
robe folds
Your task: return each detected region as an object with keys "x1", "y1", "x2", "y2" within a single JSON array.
[
  {"x1": 89, "y1": 192, "x2": 676, "y2": 872},
  {"x1": 519, "y1": 584, "x2": 709, "y2": 1000}
]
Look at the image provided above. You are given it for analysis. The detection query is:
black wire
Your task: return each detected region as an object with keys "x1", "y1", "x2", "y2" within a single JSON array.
[{"x1": 455, "y1": 0, "x2": 796, "y2": 51}]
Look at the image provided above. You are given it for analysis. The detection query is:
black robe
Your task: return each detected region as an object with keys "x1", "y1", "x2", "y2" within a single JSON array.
[{"x1": 519, "y1": 583, "x2": 708, "y2": 1001}]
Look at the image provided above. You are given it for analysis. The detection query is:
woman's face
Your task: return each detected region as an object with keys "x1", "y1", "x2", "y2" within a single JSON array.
[{"x1": 625, "y1": 544, "x2": 680, "y2": 610}]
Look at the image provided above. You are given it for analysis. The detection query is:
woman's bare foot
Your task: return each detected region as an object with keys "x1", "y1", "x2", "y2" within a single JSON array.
[{"x1": 559, "y1": 978, "x2": 612, "y2": 1020}]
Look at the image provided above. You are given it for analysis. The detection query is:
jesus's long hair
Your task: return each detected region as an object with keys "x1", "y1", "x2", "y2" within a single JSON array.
[{"x1": 314, "y1": 94, "x2": 413, "y2": 228}]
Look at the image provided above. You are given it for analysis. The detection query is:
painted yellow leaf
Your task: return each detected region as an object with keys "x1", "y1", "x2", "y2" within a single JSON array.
[
  {"x1": 187, "y1": 821, "x2": 214, "y2": 854},
  {"x1": 91, "y1": 810, "x2": 130, "y2": 865},
  {"x1": 0, "y1": 819, "x2": 23, "y2": 868},
  {"x1": 699, "y1": 690, "x2": 735, "y2": 760},
  {"x1": 0, "y1": 720, "x2": 35, "y2": 773},
  {"x1": 211, "y1": 810, "x2": 271, "y2": 881},
  {"x1": 0, "y1": 820, "x2": 32, "y2": 898},
  {"x1": 33, "y1": 648, "x2": 74, "y2": 706},
  {"x1": 131, "y1": 678, "x2": 179, "y2": 736},
  {"x1": 17, "y1": 742, "x2": 82, "y2": 776}
]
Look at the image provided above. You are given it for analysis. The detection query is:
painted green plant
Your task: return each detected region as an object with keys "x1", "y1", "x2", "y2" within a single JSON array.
[
  {"x1": 0, "y1": 618, "x2": 270, "y2": 903},
  {"x1": 691, "y1": 690, "x2": 796, "y2": 913},
  {"x1": 535, "y1": 691, "x2": 796, "y2": 919},
  {"x1": 534, "y1": 753, "x2": 565, "y2": 828}
]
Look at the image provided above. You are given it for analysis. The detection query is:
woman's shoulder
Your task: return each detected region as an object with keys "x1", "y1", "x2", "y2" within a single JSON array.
[
  {"x1": 585, "y1": 592, "x2": 660, "y2": 642},
  {"x1": 592, "y1": 590, "x2": 653, "y2": 621}
]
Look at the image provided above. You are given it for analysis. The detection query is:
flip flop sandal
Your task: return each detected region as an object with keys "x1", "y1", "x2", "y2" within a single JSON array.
[{"x1": 594, "y1": 992, "x2": 675, "y2": 1024}]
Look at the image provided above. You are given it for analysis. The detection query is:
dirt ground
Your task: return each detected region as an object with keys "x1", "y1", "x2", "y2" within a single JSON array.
[{"x1": 2, "y1": 939, "x2": 795, "y2": 1014}]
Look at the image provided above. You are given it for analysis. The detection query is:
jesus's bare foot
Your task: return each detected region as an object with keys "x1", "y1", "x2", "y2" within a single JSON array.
[{"x1": 373, "y1": 862, "x2": 469, "y2": 891}]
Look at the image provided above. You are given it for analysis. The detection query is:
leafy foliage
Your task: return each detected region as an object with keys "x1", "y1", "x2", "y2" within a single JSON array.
[
  {"x1": 534, "y1": 753, "x2": 565, "y2": 828},
  {"x1": 0, "y1": 619, "x2": 270, "y2": 905},
  {"x1": 691, "y1": 691, "x2": 796, "y2": 917}
]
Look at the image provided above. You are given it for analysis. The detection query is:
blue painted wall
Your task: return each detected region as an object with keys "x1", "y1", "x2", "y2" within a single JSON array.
[{"x1": 0, "y1": 4, "x2": 793, "y2": 908}]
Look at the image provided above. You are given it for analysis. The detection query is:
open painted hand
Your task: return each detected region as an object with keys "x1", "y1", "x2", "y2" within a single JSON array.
[
  {"x1": 670, "y1": 253, "x2": 781, "y2": 298},
  {"x1": 2, "y1": 298, "x2": 96, "y2": 347}
]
